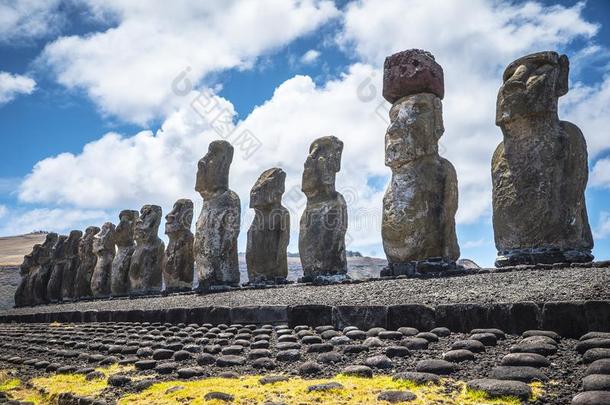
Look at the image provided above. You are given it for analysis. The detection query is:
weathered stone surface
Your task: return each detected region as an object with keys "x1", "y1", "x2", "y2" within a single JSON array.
[
  {"x1": 91, "y1": 223, "x2": 116, "y2": 298},
  {"x1": 377, "y1": 390, "x2": 417, "y2": 403},
  {"x1": 571, "y1": 391, "x2": 610, "y2": 405},
  {"x1": 299, "y1": 136, "x2": 347, "y2": 280},
  {"x1": 383, "y1": 49, "x2": 444, "y2": 103},
  {"x1": 163, "y1": 199, "x2": 194, "y2": 292},
  {"x1": 467, "y1": 378, "x2": 532, "y2": 401},
  {"x1": 246, "y1": 168, "x2": 289, "y2": 284},
  {"x1": 111, "y1": 210, "x2": 138, "y2": 296},
  {"x1": 15, "y1": 244, "x2": 44, "y2": 307},
  {"x1": 492, "y1": 51, "x2": 593, "y2": 266},
  {"x1": 415, "y1": 359, "x2": 457, "y2": 375},
  {"x1": 489, "y1": 366, "x2": 548, "y2": 383},
  {"x1": 60, "y1": 230, "x2": 82, "y2": 301},
  {"x1": 382, "y1": 84, "x2": 459, "y2": 276},
  {"x1": 393, "y1": 372, "x2": 440, "y2": 385},
  {"x1": 74, "y1": 227, "x2": 99, "y2": 299},
  {"x1": 582, "y1": 374, "x2": 610, "y2": 391},
  {"x1": 129, "y1": 205, "x2": 165, "y2": 294},
  {"x1": 46, "y1": 235, "x2": 68, "y2": 303},
  {"x1": 501, "y1": 353, "x2": 550, "y2": 368},
  {"x1": 194, "y1": 141, "x2": 241, "y2": 289}
]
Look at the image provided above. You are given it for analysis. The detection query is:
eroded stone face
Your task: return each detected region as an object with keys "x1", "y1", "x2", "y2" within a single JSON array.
[
  {"x1": 195, "y1": 141, "x2": 241, "y2": 289},
  {"x1": 381, "y1": 58, "x2": 459, "y2": 275},
  {"x1": 129, "y1": 205, "x2": 165, "y2": 294},
  {"x1": 246, "y1": 168, "x2": 290, "y2": 283},
  {"x1": 31, "y1": 233, "x2": 58, "y2": 305},
  {"x1": 91, "y1": 222, "x2": 116, "y2": 298},
  {"x1": 60, "y1": 230, "x2": 82, "y2": 301},
  {"x1": 163, "y1": 199, "x2": 194, "y2": 291},
  {"x1": 299, "y1": 136, "x2": 348, "y2": 280},
  {"x1": 383, "y1": 49, "x2": 444, "y2": 103},
  {"x1": 492, "y1": 51, "x2": 593, "y2": 266},
  {"x1": 14, "y1": 244, "x2": 43, "y2": 307},
  {"x1": 111, "y1": 210, "x2": 138, "y2": 296},
  {"x1": 46, "y1": 235, "x2": 68, "y2": 302},
  {"x1": 74, "y1": 227, "x2": 99, "y2": 299}
]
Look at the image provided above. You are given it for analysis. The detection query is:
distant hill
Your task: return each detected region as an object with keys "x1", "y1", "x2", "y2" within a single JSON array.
[{"x1": 0, "y1": 233, "x2": 47, "y2": 267}]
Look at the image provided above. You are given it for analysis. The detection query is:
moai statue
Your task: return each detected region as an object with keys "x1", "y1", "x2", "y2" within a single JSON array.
[
  {"x1": 380, "y1": 49, "x2": 460, "y2": 277},
  {"x1": 246, "y1": 168, "x2": 290, "y2": 284},
  {"x1": 31, "y1": 232, "x2": 58, "y2": 305},
  {"x1": 111, "y1": 210, "x2": 138, "y2": 296},
  {"x1": 129, "y1": 205, "x2": 165, "y2": 295},
  {"x1": 299, "y1": 136, "x2": 348, "y2": 282},
  {"x1": 46, "y1": 235, "x2": 68, "y2": 302},
  {"x1": 194, "y1": 141, "x2": 241, "y2": 290},
  {"x1": 74, "y1": 226, "x2": 100, "y2": 299},
  {"x1": 60, "y1": 230, "x2": 83, "y2": 301},
  {"x1": 90, "y1": 222, "x2": 116, "y2": 298},
  {"x1": 14, "y1": 244, "x2": 42, "y2": 307},
  {"x1": 492, "y1": 51, "x2": 593, "y2": 266},
  {"x1": 163, "y1": 199, "x2": 195, "y2": 292}
]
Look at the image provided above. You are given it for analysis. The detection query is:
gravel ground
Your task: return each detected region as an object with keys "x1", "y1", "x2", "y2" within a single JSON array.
[{"x1": 2, "y1": 266, "x2": 609, "y2": 316}]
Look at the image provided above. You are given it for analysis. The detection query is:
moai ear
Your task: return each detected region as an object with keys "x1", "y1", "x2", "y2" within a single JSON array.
[
  {"x1": 556, "y1": 54, "x2": 569, "y2": 97},
  {"x1": 433, "y1": 96, "x2": 445, "y2": 139}
]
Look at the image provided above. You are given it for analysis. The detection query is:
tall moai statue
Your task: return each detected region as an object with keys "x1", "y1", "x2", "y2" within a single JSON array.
[
  {"x1": 194, "y1": 141, "x2": 241, "y2": 290},
  {"x1": 111, "y1": 210, "x2": 138, "y2": 296},
  {"x1": 60, "y1": 230, "x2": 82, "y2": 301},
  {"x1": 129, "y1": 205, "x2": 165, "y2": 295},
  {"x1": 299, "y1": 136, "x2": 348, "y2": 282},
  {"x1": 91, "y1": 222, "x2": 116, "y2": 298},
  {"x1": 14, "y1": 244, "x2": 42, "y2": 307},
  {"x1": 31, "y1": 232, "x2": 58, "y2": 305},
  {"x1": 74, "y1": 226, "x2": 100, "y2": 299},
  {"x1": 46, "y1": 235, "x2": 68, "y2": 302},
  {"x1": 492, "y1": 51, "x2": 593, "y2": 266},
  {"x1": 163, "y1": 199, "x2": 195, "y2": 292},
  {"x1": 380, "y1": 49, "x2": 460, "y2": 277},
  {"x1": 246, "y1": 168, "x2": 290, "y2": 284}
]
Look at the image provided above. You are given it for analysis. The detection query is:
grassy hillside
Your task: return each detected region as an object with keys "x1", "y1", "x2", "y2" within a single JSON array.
[{"x1": 0, "y1": 233, "x2": 47, "y2": 267}]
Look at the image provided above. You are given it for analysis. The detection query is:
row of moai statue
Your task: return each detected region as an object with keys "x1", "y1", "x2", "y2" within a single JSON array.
[{"x1": 15, "y1": 48, "x2": 595, "y2": 306}]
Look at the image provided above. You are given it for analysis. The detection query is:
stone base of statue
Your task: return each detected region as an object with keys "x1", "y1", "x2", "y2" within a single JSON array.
[
  {"x1": 381, "y1": 258, "x2": 465, "y2": 278},
  {"x1": 495, "y1": 247, "x2": 594, "y2": 267},
  {"x1": 243, "y1": 276, "x2": 291, "y2": 287},
  {"x1": 298, "y1": 273, "x2": 350, "y2": 285}
]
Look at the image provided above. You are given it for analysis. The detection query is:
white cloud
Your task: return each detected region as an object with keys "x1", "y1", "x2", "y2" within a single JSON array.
[
  {"x1": 0, "y1": 0, "x2": 64, "y2": 43},
  {"x1": 0, "y1": 205, "x2": 7, "y2": 219},
  {"x1": 301, "y1": 49, "x2": 321, "y2": 64},
  {"x1": 15, "y1": 0, "x2": 608, "y2": 259},
  {"x1": 40, "y1": 0, "x2": 339, "y2": 124},
  {"x1": 0, "y1": 72, "x2": 36, "y2": 105},
  {"x1": 0, "y1": 208, "x2": 108, "y2": 237},
  {"x1": 594, "y1": 211, "x2": 610, "y2": 240},
  {"x1": 590, "y1": 157, "x2": 610, "y2": 189}
]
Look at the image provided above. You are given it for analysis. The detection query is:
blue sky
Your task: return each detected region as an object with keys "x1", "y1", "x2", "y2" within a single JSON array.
[{"x1": 0, "y1": 0, "x2": 609, "y2": 267}]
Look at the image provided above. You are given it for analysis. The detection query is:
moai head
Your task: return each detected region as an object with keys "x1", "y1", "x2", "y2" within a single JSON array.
[
  {"x1": 302, "y1": 136, "x2": 343, "y2": 199},
  {"x1": 66, "y1": 230, "x2": 83, "y2": 256},
  {"x1": 39, "y1": 233, "x2": 58, "y2": 265},
  {"x1": 94, "y1": 222, "x2": 116, "y2": 253},
  {"x1": 52, "y1": 235, "x2": 68, "y2": 260},
  {"x1": 196, "y1": 140, "x2": 234, "y2": 198},
  {"x1": 385, "y1": 93, "x2": 444, "y2": 168},
  {"x1": 135, "y1": 205, "x2": 162, "y2": 243},
  {"x1": 115, "y1": 210, "x2": 139, "y2": 246},
  {"x1": 250, "y1": 168, "x2": 286, "y2": 209},
  {"x1": 83, "y1": 226, "x2": 100, "y2": 243},
  {"x1": 165, "y1": 199, "x2": 194, "y2": 235},
  {"x1": 496, "y1": 51, "x2": 569, "y2": 126},
  {"x1": 20, "y1": 244, "x2": 42, "y2": 275}
]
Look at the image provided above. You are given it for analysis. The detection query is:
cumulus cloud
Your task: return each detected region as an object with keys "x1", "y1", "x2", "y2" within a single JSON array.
[
  {"x1": 0, "y1": 72, "x2": 36, "y2": 105},
  {"x1": 0, "y1": 0, "x2": 64, "y2": 44},
  {"x1": 40, "y1": 0, "x2": 339, "y2": 124},
  {"x1": 300, "y1": 49, "x2": 321, "y2": 64},
  {"x1": 0, "y1": 208, "x2": 108, "y2": 237},
  {"x1": 594, "y1": 212, "x2": 610, "y2": 240},
  {"x1": 0, "y1": 205, "x2": 7, "y2": 219},
  {"x1": 16, "y1": 0, "x2": 609, "y2": 259},
  {"x1": 590, "y1": 157, "x2": 610, "y2": 189}
]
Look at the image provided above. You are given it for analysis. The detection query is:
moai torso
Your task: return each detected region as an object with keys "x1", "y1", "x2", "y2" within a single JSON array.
[
  {"x1": 380, "y1": 50, "x2": 459, "y2": 275},
  {"x1": 60, "y1": 230, "x2": 82, "y2": 301},
  {"x1": 163, "y1": 199, "x2": 195, "y2": 292},
  {"x1": 91, "y1": 222, "x2": 116, "y2": 297},
  {"x1": 74, "y1": 226, "x2": 100, "y2": 299},
  {"x1": 194, "y1": 141, "x2": 241, "y2": 289},
  {"x1": 492, "y1": 51, "x2": 593, "y2": 266},
  {"x1": 14, "y1": 244, "x2": 42, "y2": 307},
  {"x1": 31, "y1": 233, "x2": 58, "y2": 305},
  {"x1": 46, "y1": 235, "x2": 68, "y2": 302},
  {"x1": 111, "y1": 210, "x2": 138, "y2": 296},
  {"x1": 246, "y1": 168, "x2": 290, "y2": 283},
  {"x1": 129, "y1": 205, "x2": 165, "y2": 294},
  {"x1": 299, "y1": 136, "x2": 348, "y2": 280}
]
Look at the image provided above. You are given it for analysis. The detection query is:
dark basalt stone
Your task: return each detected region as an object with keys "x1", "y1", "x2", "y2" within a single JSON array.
[
  {"x1": 377, "y1": 390, "x2": 417, "y2": 403},
  {"x1": 467, "y1": 378, "x2": 532, "y2": 401}
]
